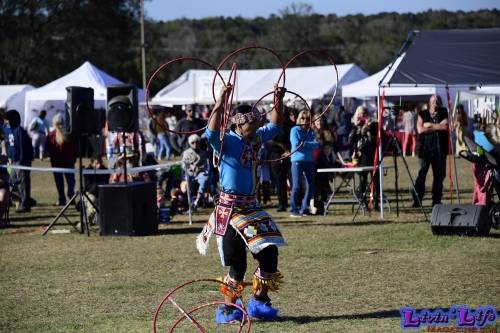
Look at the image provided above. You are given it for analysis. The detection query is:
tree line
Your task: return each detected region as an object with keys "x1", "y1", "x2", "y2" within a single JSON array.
[{"x1": 1, "y1": 1, "x2": 499, "y2": 95}]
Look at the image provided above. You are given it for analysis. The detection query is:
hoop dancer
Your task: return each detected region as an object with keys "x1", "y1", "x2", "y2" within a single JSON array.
[{"x1": 196, "y1": 84, "x2": 287, "y2": 324}]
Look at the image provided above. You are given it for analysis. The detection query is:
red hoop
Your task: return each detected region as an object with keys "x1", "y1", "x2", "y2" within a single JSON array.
[
  {"x1": 153, "y1": 279, "x2": 251, "y2": 333},
  {"x1": 211, "y1": 45, "x2": 286, "y2": 104},
  {"x1": 249, "y1": 89, "x2": 314, "y2": 164},
  {"x1": 281, "y1": 49, "x2": 339, "y2": 124},
  {"x1": 169, "y1": 301, "x2": 251, "y2": 333},
  {"x1": 145, "y1": 57, "x2": 225, "y2": 135}
]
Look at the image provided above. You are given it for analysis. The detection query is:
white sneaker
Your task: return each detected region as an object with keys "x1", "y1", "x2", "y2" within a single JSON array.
[{"x1": 290, "y1": 213, "x2": 301, "y2": 218}]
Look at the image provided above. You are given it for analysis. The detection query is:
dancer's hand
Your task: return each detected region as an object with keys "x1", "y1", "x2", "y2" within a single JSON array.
[{"x1": 273, "y1": 84, "x2": 286, "y2": 101}]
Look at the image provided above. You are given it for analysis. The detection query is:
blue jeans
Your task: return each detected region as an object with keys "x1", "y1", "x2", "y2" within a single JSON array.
[
  {"x1": 193, "y1": 172, "x2": 209, "y2": 194},
  {"x1": 290, "y1": 161, "x2": 315, "y2": 214},
  {"x1": 156, "y1": 133, "x2": 171, "y2": 160},
  {"x1": 53, "y1": 172, "x2": 75, "y2": 204}
]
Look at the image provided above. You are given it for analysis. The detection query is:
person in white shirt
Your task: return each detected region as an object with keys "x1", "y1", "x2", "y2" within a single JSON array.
[{"x1": 28, "y1": 110, "x2": 50, "y2": 160}]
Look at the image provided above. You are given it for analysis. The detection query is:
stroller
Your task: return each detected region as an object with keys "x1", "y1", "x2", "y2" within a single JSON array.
[{"x1": 459, "y1": 133, "x2": 500, "y2": 230}]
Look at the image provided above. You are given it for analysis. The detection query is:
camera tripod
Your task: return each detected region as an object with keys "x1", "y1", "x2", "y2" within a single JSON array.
[
  {"x1": 352, "y1": 123, "x2": 428, "y2": 223},
  {"x1": 42, "y1": 137, "x2": 98, "y2": 236}
]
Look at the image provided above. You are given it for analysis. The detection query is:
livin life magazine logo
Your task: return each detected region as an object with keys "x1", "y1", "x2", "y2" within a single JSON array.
[{"x1": 400, "y1": 305, "x2": 498, "y2": 332}]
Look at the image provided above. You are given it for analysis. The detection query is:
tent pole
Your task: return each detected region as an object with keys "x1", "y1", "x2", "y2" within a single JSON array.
[
  {"x1": 140, "y1": 0, "x2": 147, "y2": 91},
  {"x1": 451, "y1": 90, "x2": 461, "y2": 203},
  {"x1": 377, "y1": 88, "x2": 384, "y2": 219},
  {"x1": 192, "y1": 72, "x2": 196, "y2": 104}
]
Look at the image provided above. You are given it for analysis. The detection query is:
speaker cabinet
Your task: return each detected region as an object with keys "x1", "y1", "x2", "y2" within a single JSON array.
[
  {"x1": 431, "y1": 204, "x2": 491, "y2": 236},
  {"x1": 98, "y1": 182, "x2": 158, "y2": 236},
  {"x1": 65, "y1": 86, "x2": 97, "y2": 135},
  {"x1": 106, "y1": 84, "x2": 138, "y2": 132}
]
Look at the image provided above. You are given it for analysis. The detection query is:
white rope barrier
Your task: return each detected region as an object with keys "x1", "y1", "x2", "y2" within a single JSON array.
[{"x1": 0, "y1": 161, "x2": 182, "y2": 175}]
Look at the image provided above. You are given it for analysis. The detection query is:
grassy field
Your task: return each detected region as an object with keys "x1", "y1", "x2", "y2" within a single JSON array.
[{"x1": 0, "y1": 157, "x2": 499, "y2": 333}]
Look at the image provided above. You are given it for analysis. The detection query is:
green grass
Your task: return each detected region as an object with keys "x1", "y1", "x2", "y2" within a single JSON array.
[{"x1": 0, "y1": 157, "x2": 499, "y2": 332}]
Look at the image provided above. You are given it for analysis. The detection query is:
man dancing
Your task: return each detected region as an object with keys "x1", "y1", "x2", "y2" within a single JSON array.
[{"x1": 199, "y1": 84, "x2": 287, "y2": 324}]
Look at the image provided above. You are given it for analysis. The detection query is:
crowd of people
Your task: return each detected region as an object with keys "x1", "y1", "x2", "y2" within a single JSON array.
[{"x1": 0, "y1": 93, "x2": 498, "y2": 227}]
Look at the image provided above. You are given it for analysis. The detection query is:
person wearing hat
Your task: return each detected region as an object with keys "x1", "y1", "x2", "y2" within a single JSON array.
[
  {"x1": 109, "y1": 151, "x2": 150, "y2": 184},
  {"x1": 5, "y1": 109, "x2": 35, "y2": 213},
  {"x1": 181, "y1": 133, "x2": 209, "y2": 209}
]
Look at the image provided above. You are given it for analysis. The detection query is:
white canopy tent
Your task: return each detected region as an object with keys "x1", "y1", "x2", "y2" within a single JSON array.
[
  {"x1": 24, "y1": 61, "x2": 144, "y2": 127},
  {"x1": 0, "y1": 85, "x2": 35, "y2": 124},
  {"x1": 152, "y1": 64, "x2": 367, "y2": 106}
]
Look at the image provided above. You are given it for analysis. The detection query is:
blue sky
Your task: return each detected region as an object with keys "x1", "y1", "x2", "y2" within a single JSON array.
[{"x1": 144, "y1": 0, "x2": 499, "y2": 21}]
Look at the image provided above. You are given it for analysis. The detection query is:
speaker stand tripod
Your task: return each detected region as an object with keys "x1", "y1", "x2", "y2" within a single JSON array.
[
  {"x1": 352, "y1": 130, "x2": 428, "y2": 223},
  {"x1": 42, "y1": 137, "x2": 98, "y2": 236}
]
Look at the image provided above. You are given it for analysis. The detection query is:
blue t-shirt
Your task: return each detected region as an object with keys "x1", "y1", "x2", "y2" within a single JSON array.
[
  {"x1": 290, "y1": 126, "x2": 319, "y2": 162},
  {"x1": 206, "y1": 123, "x2": 280, "y2": 195}
]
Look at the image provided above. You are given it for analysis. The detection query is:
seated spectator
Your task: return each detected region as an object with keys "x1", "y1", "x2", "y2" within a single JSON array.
[
  {"x1": 182, "y1": 134, "x2": 210, "y2": 208},
  {"x1": 45, "y1": 114, "x2": 77, "y2": 206},
  {"x1": 109, "y1": 153, "x2": 150, "y2": 184},
  {"x1": 157, "y1": 186, "x2": 167, "y2": 208},
  {"x1": 170, "y1": 180, "x2": 190, "y2": 215},
  {"x1": 83, "y1": 157, "x2": 109, "y2": 224}
]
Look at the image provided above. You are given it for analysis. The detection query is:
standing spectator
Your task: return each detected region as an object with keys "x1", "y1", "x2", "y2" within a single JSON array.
[
  {"x1": 268, "y1": 107, "x2": 295, "y2": 212},
  {"x1": 171, "y1": 105, "x2": 206, "y2": 155},
  {"x1": 312, "y1": 115, "x2": 335, "y2": 214},
  {"x1": 454, "y1": 104, "x2": 470, "y2": 156},
  {"x1": 413, "y1": 95, "x2": 449, "y2": 208},
  {"x1": 155, "y1": 109, "x2": 171, "y2": 161},
  {"x1": 334, "y1": 106, "x2": 353, "y2": 160},
  {"x1": 312, "y1": 114, "x2": 335, "y2": 160},
  {"x1": 290, "y1": 110, "x2": 319, "y2": 217},
  {"x1": 28, "y1": 110, "x2": 50, "y2": 160},
  {"x1": 314, "y1": 142, "x2": 338, "y2": 215},
  {"x1": 0, "y1": 125, "x2": 10, "y2": 225},
  {"x1": 45, "y1": 114, "x2": 77, "y2": 206},
  {"x1": 402, "y1": 108, "x2": 417, "y2": 157},
  {"x1": 5, "y1": 109, "x2": 34, "y2": 213},
  {"x1": 348, "y1": 106, "x2": 379, "y2": 209}
]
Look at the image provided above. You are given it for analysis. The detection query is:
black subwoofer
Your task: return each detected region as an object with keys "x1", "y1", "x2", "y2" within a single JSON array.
[
  {"x1": 98, "y1": 182, "x2": 158, "y2": 236},
  {"x1": 430, "y1": 204, "x2": 491, "y2": 236}
]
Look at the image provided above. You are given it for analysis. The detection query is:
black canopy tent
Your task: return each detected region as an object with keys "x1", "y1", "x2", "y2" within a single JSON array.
[
  {"x1": 374, "y1": 28, "x2": 500, "y2": 218},
  {"x1": 386, "y1": 28, "x2": 500, "y2": 86}
]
